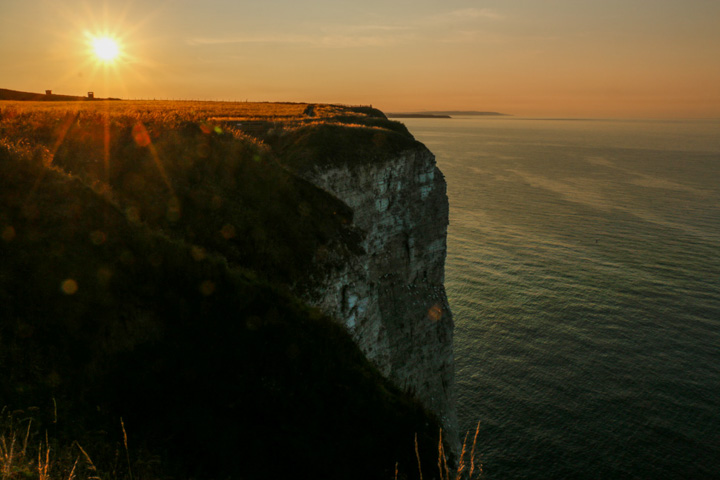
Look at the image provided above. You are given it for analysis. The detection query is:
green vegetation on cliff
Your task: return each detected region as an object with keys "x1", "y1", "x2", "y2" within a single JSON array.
[{"x1": 0, "y1": 101, "x2": 443, "y2": 479}]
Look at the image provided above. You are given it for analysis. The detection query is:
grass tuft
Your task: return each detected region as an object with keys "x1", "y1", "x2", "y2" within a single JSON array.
[
  {"x1": 412, "y1": 423, "x2": 483, "y2": 480},
  {"x1": 0, "y1": 408, "x2": 139, "y2": 480}
]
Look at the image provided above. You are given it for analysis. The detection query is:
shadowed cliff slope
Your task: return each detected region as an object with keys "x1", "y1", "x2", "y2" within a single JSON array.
[{"x1": 0, "y1": 101, "x2": 448, "y2": 479}]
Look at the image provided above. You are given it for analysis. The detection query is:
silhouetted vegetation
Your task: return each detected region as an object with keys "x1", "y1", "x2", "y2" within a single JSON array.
[
  {"x1": 0, "y1": 87, "x2": 118, "y2": 102},
  {"x1": 0, "y1": 100, "x2": 443, "y2": 479}
]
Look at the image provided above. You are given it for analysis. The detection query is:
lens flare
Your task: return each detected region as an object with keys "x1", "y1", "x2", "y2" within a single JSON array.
[{"x1": 91, "y1": 36, "x2": 120, "y2": 62}]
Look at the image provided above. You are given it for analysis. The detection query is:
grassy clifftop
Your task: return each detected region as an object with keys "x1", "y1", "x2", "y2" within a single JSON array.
[{"x1": 0, "y1": 101, "x2": 442, "y2": 479}]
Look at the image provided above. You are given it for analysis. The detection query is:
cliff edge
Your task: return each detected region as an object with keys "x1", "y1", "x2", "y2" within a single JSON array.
[
  {"x1": 0, "y1": 100, "x2": 458, "y2": 477},
  {"x1": 274, "y1": 121, "x2": 459, "y2": 452}
]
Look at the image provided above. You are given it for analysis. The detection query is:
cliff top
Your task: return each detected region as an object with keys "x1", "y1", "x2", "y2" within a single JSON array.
[
  {"x1": 0, "y1": 100, "x2": 440, "y2": 480},
  {"x1": 1, "y1": 98, "x2": 422, "y2": 170},
  {"x1": 0, "y1": 96, "x2": 384, "y2": 120}
]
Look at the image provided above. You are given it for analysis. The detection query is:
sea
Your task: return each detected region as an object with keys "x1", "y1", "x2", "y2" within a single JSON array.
[{"x1": 401, "y1": 116, "x2": 720, "y2": 479}]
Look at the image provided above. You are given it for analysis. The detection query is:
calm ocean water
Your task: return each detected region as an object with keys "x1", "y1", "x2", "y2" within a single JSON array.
[{"x1": 403, "y1": 117, "x2": 720, "y2": 479}]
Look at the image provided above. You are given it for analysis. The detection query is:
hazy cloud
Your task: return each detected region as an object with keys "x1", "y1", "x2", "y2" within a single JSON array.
[
  {"x1": 187, "y1": 30, "x2": 413, "y2": 48},
  {"x1": 431, "y1": 8, "x2": 502, "y2": 23},
  {"x1": 319, "y1": 33, "x2": 413, "y2": 48},
  {"x1": 186, "y1": 8, "x2": 501, "y2": 49},
  {"x1": 339, "y1": 24, "x2": 412, "y2": 33},
  {"x1": 413, "y1": 7, "x2": 503, "y2": 43},
  {"x1": 439, "y1": 30, "x2": 507, "y2": 44},
  {"x1": 450, "y1": 8, "x2": 502, "y2": 19},
  {"x1": 187, "y1": 35, "x2": 310, "y2": 46}
]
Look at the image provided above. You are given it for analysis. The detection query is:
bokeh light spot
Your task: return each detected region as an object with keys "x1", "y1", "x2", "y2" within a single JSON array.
[
  {"x1": 61, "y1": 279, "x2": 79, "y2": 295},
  {"x1": 120, "y1": 250, "x2": 135, "y2": 265},
  {"x1": 246, "y1": 316, "x2": 262, "y2": 331},
  {"x1": 191, "y1": 245, "x2": 206, "y2": 261},
  {"x1": 298, "y1": 202, "x2": 311, "y2": 217},
  {"x1": 196, "y1": 143, "x2": 211, "y2": 158},
  {"x1": 211, "y1": 195, "x2": 223, "y2": 209},
  {"x1": 428, "y1": 303, "x2": 443, "y2": 322},
  {"x1": 132, "y1": 123, "x2": 151, "y2": 147},
  {"x1": 17, "y1": 323, "x2": 34, "y2": 339},
  {"x1": 166, "y1": 197, "x2": 181, "y2": 222},
  {"x1": 91, "y1": 181, "x2": 109, "y2": 195},
  {"x1": 97, "y1": 267, "x2": 113, "y2": 286},
  {"x1": 125, "y1": 206, "x2": 140, "y2": 224},
  {"x1": 46, "y1": 371, "x2": 62, "y2": 388},
  {"x1": 1, "y1": 226, "x2": 16, "y2": 242},
  {"x1": 220, "y1": 223, "x2": 236, "y2": 239},
  {"x1": 90, "y1": 230, "x2": 107, "y2": 245},
  {"x1": 199, "y1": 280, "x2": 215, "y2": 296}
]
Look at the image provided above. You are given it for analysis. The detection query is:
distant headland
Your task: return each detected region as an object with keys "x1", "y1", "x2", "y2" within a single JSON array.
[{"x1": 387, "y1": 110, "x2": 510, "y2": 119}]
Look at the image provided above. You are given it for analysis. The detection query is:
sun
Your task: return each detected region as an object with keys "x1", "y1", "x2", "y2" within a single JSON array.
[{"x1": 90, "y1": 36, "x2": 121, "y2": 63}]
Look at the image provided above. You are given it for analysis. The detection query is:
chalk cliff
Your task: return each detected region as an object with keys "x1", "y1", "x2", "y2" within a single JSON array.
[
  {"x1": 0, "y1": 102, "x2": 459, "y2": 477},
  {"x1": 282, "y1": 134, "x2": 459, "y2": 453}
]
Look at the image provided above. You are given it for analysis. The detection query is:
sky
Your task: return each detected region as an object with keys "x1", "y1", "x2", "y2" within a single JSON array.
[{"x1": 1, "y1": 0, "x2": 719, "y2": 118}]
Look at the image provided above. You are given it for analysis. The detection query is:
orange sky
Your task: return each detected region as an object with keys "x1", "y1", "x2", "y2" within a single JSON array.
[{"x1": 1, "y1": 0, "x2": 719, "y2": 118}]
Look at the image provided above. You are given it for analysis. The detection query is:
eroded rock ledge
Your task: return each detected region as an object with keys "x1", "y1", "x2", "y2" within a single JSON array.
[{"x1": 286, "y1": 139, "x2": 459, "y2": 454}]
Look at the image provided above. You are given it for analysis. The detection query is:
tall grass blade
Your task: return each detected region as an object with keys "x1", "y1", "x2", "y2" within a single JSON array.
[
  {"x1": 414, "y1": 433, "x2": 423, "y2": 480},
  {"x1": 469, "y1": 421, "x2": 481, "y2": 479},
  {"x1": 67, "y1": 456, "x2": 79, "y2": 480},
  {"x1": 121, "y1": 417, "x2": 133, "y2": 480},
  {"x1": 38, "y1": 431, "x2": 50, "y2": 480},
  {"x1": 76, "y1": 442, "x2": 101, "y2": 480},
  {"x1": 457, "y1": 431, "x2": 469, "y2": 479}
]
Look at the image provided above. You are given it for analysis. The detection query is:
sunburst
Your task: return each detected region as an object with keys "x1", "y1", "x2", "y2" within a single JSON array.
[{"x1": 90, "y1": 36, "x2": 121, "y2": 63}]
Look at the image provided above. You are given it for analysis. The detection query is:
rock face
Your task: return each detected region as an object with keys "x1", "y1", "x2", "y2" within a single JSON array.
[{"x1": 297, "y1": 144, "x2": 459, "y2": 453}]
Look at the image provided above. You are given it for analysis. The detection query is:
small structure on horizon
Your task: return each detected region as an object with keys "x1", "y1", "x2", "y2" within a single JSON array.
[
  {"x1": 45, "y1": 90, "x2": 52, "y2": 96},
  {"x1": 87, "y1": 92, "x2": 94, "y2": 99}
]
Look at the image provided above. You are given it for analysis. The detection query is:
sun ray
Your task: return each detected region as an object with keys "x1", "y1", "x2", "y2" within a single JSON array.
[
  {"x1": 91, "y1": 36, "x2": 120, "y2": 62},
  {"x1": 44, "y1": 1, "x2": 170, "y2": 100}
]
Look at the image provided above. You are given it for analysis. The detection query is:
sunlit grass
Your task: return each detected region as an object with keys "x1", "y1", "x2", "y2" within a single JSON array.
[
  {"x1": 409, "y1": 423, "x2": 483, "y2": 480},
  {"x1": 0, "y1": 407, "x2": 155, "y2": 480},
  {"x1": 0, "y1": 99, "x2": 392, "y2": 290},
  {"x1": 1, "y1": 405, "x2": 481, "y2": 480},
  {"x1": 0, "y1": 99, "x2": 375, "y2": 122}
]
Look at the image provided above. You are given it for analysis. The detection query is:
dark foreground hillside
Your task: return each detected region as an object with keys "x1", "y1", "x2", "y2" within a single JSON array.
[{"x1": 0, "y1": 101, "x2": 443, "y2": 479}]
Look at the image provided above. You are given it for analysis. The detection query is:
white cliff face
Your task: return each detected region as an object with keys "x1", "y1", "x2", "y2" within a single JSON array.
[{"x1": 297, "y1": 146, "x2": 459, "y2": 453}]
